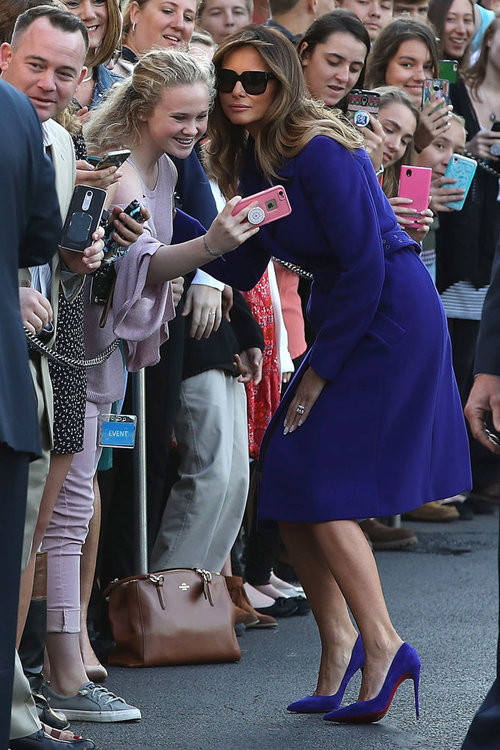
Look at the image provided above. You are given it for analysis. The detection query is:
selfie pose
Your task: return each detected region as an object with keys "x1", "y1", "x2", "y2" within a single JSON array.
[{"x1": 204, "y1": 26, "x2": 471, "y2": 723}]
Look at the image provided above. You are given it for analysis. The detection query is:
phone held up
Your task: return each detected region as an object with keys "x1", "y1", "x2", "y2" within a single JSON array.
[
  {"x1": 438, "y1": 59, "x2": 459, "y2": 84},
  {"x1": 232, "y1": 185, "x2": 292, "y2": 227},
  {"x1": 59, "y1": 185, "x2": 107, "y2": 252},
  {"x1": 443, "y1": 153, "x2": 477, "y2": 210},
  {"x1": 346, "y1": 89, "x2": 380, "y2": 128},
  {"x1": 421, "y1": 78, "x2": 450, "y2": 109},
  {"x1": 397, "y1": 165, "x2": 432, "y2": 228},
  {"x1": 87, "y1": 149, "x2": 131, "y2": 170}
]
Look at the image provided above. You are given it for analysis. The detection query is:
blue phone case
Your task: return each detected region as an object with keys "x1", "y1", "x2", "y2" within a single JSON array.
[{"x1": 443, "y1": 154, "x2": 477, "y2": 211}]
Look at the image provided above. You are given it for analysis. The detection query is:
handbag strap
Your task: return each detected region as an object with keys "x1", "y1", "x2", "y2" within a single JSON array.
[{"x1": 103, "y1": 568, "x2": 215, "y2": 607}]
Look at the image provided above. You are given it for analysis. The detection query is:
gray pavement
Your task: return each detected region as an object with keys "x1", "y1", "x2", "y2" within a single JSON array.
[{"x1": 73, "y1": 510, "x2": 498, "y2": 750}]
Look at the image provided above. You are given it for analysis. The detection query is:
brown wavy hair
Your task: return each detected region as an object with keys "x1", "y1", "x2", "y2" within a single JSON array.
[
  {"x1": 204, "y1": 25, "x2": 364, "y2": 199},
  {"x1": 365, "y1": 17, "x2": 439, "y2": 89}
]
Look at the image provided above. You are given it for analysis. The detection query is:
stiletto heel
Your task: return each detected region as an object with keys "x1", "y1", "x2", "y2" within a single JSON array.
[
  {"x1": 287, "y1": 635, "x2": 365, "y2": 713},
  {"x1": 323, "y1": 642, "x2": 421, "y2": 724}
]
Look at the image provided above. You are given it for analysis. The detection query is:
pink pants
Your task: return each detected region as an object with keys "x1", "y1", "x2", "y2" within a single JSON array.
[{"x1": 42, "y1": 400, "x2": 110, "y2": 633}]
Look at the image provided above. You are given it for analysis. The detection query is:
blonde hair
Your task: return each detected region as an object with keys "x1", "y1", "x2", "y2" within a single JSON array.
[
  {"x1": 204, "y1": 25, "x2": 363, "y2": 199},
  {"x1": 84, "y1": 48, "x2": 214, "y2": 154}
]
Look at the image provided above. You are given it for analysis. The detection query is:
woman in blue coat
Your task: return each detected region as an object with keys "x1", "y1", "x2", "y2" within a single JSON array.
[{"x1": 204, "y1": 26, "x2": 472, "y2": 724}]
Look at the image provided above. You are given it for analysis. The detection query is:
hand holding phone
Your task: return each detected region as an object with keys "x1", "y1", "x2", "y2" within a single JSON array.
[
  {"x1": 346, "y1": 90, "x2": 380, "y2": 128},
  {"x1": 104, "y1": 199, "x2": 146, "y2": 257},
  {"x1": 438, "y1": 60, "x2": 458, "y2": 84},
  {"x1": 397, "y1": 166, "x2": 432, "y2": 228},
  {"x1": 87, "y1": 149, "x2": 131, "y2": 170},
  {"x1": 59, "y1": 185, "x2": 107, "y2": 252},
  {"x1": 421, "y1": 79, "x2": 450, "y2": 109},
  {"x1": 442, "y1": 153, "x2": 477, "y2": 210},
  {"x1": 232, "y1": 185, "x2": 292, "y2": 226}
]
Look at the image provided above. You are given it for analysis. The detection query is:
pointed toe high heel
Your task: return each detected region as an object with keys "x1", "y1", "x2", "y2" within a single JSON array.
[
  {"x1": 323, "y1": 642, "x2": 420, "y2": 724},
  {"x1": 287, "y1": 634, "x2": 365, "y2": 713}
]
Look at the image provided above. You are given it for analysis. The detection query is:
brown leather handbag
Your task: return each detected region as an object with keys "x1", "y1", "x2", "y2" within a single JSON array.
[{"x1": 104, "y1": 568, "x2": 241, "y2": 667}]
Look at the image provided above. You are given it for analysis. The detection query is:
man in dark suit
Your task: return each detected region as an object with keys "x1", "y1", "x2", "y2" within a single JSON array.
[
  {"x1": 0, "y1": 77, "x2": 61, "y2": 750},
  {"x1": 463, "y1": 239, "x2": 500, "y2": 749}
]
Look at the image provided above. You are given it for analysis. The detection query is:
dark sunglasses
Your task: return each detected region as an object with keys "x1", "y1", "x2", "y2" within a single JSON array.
[{"x1": 216, "y1": 68, "x2": 276, "y2": 95}]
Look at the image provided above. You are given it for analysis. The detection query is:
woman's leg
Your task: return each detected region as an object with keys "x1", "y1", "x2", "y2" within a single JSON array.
[
  {"x1": 79, "y1": 475, "x2": 106, "y2": 679},
  {"x1": 42, "y1": 401, "x2": 106, "y2": 695},
  {"x1": 280, "y1": 522, "x2": 359, "y2": 696},
  {"x1": 294, "y1": 519, "x2": 403, "y2": 702},
  {"x1": 16, "y1": 453, "x2": 74, "y2": 645}
]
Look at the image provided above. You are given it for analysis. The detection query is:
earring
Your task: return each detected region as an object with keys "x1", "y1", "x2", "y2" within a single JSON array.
[{"x1": 132, "y1": 22, "x2": 136, "y2": 32}]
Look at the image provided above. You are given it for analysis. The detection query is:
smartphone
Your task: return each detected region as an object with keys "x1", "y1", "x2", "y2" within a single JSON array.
[
  {"x1": 397, "y1": 165, "x2": 432, "y2": 228},
  {"x1": 103, "y1": 199, "x2": 145, "y2": 256},
  {"x1": 59, "y1": 184, "x2": 107, "y2": 252},
  {"x1": 346, "y1": 90, "x2": 380, "y2": 126},
  {"x1": 438, "y1": 59, "x2": 459, "y2": 84},
  {"x1": 443, "y1": 153, "x2": 477, "y2": 210},
  {"x1": 232, "y1": 185, "x2": 292, "y2": 226},
  {"x1": 87, "y1": 149, "x2": 131, "y2": 170},
  {"x1": 421, "y1": 78, "x2": 450, "y2": 109}
]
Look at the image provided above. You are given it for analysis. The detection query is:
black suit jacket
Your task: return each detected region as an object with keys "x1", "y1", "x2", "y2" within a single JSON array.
[
  {"x1": 0, "y1": 79, "x2": 62, "y2": 456},
  {"x1": 462, "y1": 236, "x2": 500, "y2": 749},
  {"x1": 475, "y1": 241, "x2": 500, "y2": 376}
]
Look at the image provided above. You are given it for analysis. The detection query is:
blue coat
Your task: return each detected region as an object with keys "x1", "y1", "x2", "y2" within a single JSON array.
[{"x1": 206, "y1": 135, "x2": 471, "y2": 521}]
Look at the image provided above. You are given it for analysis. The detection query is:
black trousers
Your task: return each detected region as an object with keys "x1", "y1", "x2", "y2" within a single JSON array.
[
  {"x1": 0, "y1": 445, "x2": 30, "y2": 750},
  {"x1": 448, "y1": 318, "x2": 500, "y2": 490},
  {"x1": 462, "y1": 511, "x2": 500, "y2": 749}
]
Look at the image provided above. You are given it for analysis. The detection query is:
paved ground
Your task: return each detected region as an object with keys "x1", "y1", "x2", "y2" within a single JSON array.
[{"x1": 72, "y1": 510, "x2": 498, "y2": 750}]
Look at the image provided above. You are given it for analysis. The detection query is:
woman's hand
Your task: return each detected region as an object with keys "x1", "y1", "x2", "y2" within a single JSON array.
[
  {"x1": 466, "y1": 128, "x2": 500, "y2": 162},
  {"x1": 389, "y1": 197, "x2": 433, "y2": 239},
  {"x1": 204, "y1": 196, "x2": 261, "y2": 256},
  {"x1": 235, "y1": 348, "x2": 263, "y2": 384},
  {"x1": 104, "y1": 204, "x2": 150, "y2": 258},
  {"x1": 414, "y1": 100, "x2": 453, "y2": 152},
  {"x1": 182, "y1": 284, "x2": 222, "y2": 339},
  {"x1": 19, "y1": 287, "x2": 53, "y2": 334},
  {"x1": 222, "y1": 285, "x2": 233, "y2": 321},
  {"x1": 75, "y1": 160, "x2": 122, "y2": 191},
  {"x1": 284, "y1": 366, "x2": 326, "y2": 435},
  {"x1": 59, "y1": 226, "x2": 105, "y2": 275},
  {"x1": 361, "y1": 115, "x2": 385, "y2": 173},
  {"x1": 429, "y1": 176, "x2": 465, "y2": 213},
  {"x1": 171, "y1": 277, "x2": 184, "y2": 307}
]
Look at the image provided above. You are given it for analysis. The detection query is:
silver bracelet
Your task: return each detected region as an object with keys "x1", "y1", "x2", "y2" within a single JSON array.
[{"x1": 203, "y1": 234, "x2": 220, "y2": 258}]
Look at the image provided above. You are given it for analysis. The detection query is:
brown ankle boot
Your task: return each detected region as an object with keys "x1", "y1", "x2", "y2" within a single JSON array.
[{"x1": 225, "y1": 576, "x2": 277, "y2": 629}]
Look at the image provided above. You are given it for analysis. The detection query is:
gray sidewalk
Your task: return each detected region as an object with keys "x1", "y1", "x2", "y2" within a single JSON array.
[{"x1": 74, "y1": 511, "x2": 498, "y2": 750}]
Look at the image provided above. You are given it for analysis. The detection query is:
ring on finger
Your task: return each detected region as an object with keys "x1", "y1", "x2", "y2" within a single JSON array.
[{"x1": 295, "y1": 404, "x2": 305, "y2": 415}]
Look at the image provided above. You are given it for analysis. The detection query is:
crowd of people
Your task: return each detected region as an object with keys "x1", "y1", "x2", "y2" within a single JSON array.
[{"x1": 2, "y1": 0, "x2": 500, "y2": 748}]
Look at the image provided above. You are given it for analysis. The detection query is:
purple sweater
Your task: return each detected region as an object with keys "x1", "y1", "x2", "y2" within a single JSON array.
[{"x1": 85, "y1": 154, "x2": 177, "y2": 403}]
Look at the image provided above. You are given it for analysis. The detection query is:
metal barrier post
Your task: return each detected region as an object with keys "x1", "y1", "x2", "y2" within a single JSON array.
[{"x1": 132, "y1": 368, "x2": 148, "y2": 574}]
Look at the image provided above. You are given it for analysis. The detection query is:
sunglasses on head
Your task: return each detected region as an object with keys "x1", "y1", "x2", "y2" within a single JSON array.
[{"x1": 216, "y1": 68, "x2": 276, "y2": 95}]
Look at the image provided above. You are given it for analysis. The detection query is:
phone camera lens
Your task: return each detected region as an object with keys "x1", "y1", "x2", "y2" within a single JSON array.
[
  {"x1": 406, "y1": 169, "x2": 412, "y2": 177},
  {"x1": 361, "y1": 95, "x2": 368, "y2": 106}
]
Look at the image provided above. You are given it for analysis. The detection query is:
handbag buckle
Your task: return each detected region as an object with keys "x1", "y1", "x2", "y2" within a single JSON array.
[
  {"x1": 196, "y1": 569, "x2": 214, "y2": 606},
  {"x1": 148, "y1": 574, "x2": 165, "y2": 609}
]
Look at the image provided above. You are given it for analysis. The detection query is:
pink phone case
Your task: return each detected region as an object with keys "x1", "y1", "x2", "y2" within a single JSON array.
[
  {"x1": 232, "y1": 185, "x2": 292, "y2": 226},
  {"x1": 397, "y1": 166, "x2": 432, "y2": 228}
]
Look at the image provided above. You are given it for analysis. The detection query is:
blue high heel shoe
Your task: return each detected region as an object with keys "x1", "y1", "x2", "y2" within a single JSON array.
[
  {"x1": 323, "y1": 642, "x2": 420, "y2": 724},
  {"x1": 287, "y1": 634, "x2": 365, "y2": 713}
]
